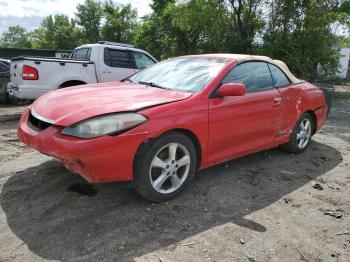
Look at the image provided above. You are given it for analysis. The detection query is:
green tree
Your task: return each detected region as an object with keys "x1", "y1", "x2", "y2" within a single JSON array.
[
  {"x1": 262, "y1": 0, "x2": 346, "y2": 80},
  {"x1": 0, "y1": 26, "x2": 32, "y2": 48},
  {"x1": 135, "y1": 0, "x2": 230, "y2": 59},
  {"x1": 30, "y1": 27, "x2": 48, "y2": 49},
  {"x1": 76, "y1": 0, "x2": 103, "y2": 43},
  {"x1": 339, "y1": 37, "x2": 350, "y2": 47},
  {"x1": 224, "y1": 0, "x2": 265, "y2": 53},
  {"x1": 151, "y1": 0, "x2": 175, "y2": 13},
  {"x1": 31, "y1": 15, "x2": 81, "y2": 49},
  {"x1": 101, "y1": 1, "x2": 138, "y2": 43},
  {"x1": 339, "y1": 0, "x2": 350, "y2": 13},
  {"x1": 135, "y1": 0, "x2": 175, "y2": 59},
  {"x1": 166, "y1": 0, "x2": 230, "y2": 54}
]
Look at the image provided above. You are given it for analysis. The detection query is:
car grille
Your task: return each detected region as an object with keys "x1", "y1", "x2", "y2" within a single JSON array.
[{"x1": 28, "y1": 111, "x2": 52, "y2": 131}]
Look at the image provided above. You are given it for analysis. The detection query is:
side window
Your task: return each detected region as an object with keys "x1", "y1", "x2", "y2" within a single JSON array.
[
  {"x1": 222, "y1": 62, "x2": 274, "y2": 92},
  {"x1": 71, "y1": 48, "x2": 90, "y2": 60},
  {"x1": 268, "y1": 64, "x2": 291, "y2": 88},
  {"x1": 132, "y1": 52, "x2": 155, "y2": 69},
  {"x1": 0, "y1": 62, "x2": 8, "y2": 73},
  {"x1": 104, "y1": 48, "x2": 132, "y2": 68}
]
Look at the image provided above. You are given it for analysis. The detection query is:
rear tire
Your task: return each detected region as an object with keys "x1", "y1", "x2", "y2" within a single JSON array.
[
  {"x1": 133, "y1": 132, "x2": 197, "y2": 202},
  {"x1": 282, "y1": 113, "x2": 314, "y2": 154}
]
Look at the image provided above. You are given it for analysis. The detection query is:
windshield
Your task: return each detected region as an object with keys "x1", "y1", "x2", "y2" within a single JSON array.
[{"x1": 130, "y1": 57, "x2": 229, "y2": 92}]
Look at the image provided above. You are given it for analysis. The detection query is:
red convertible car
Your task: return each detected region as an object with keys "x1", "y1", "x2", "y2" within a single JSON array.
[{"x1": 18, "y1": 54, "x2": 328, "y2": 202}]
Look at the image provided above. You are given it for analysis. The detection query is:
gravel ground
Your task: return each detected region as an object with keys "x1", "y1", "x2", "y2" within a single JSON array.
[{"x1": 0, "y1": 96, "x2": 349, "y2": 262}]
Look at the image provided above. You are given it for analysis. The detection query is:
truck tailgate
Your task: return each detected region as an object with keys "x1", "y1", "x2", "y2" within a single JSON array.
[{"x1": 9, "y1": 57, "x2": 96, "y2": 99}]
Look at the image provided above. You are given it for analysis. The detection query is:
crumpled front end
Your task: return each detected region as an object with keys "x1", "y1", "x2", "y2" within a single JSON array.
[{"x1": 17, "y1": 107, "x2": 149, "y2": 183}]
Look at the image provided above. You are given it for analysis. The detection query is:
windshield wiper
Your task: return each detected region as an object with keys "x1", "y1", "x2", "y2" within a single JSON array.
[
  {"x1": 122, "y1": 78, "x2": 134, "y2": 83},
  {"x1": 138, "y1": 81, "x2": 169, "y2": 90}
]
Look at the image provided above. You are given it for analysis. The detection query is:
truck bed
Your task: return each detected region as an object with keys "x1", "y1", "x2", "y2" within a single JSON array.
[
  {"x1": 11, "y1": 56, "x2": 93, "y2": 64},
  {"x1": 9, "y1": 56, "x2": 97, "y2": 99}
]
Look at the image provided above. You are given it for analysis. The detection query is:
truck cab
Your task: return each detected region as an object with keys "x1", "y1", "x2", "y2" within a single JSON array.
[
  {"x1": 72, "y1": 42, "x2": 157, "y2": 82},
  {"x1": 7, "y1": 41, "x2": 157, "y2": 100}
]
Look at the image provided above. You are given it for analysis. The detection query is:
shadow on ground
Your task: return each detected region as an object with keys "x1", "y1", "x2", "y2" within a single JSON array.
[{"x1": 0, "y1": 141, "x2": 343, "y2": 261}]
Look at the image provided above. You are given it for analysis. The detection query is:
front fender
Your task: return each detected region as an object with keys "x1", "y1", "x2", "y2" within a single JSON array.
[{"x1": 138, "y1": 98, "x2": 209, "y2": 169}]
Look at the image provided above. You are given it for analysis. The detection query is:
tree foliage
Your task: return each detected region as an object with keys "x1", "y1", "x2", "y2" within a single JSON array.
[
  {"x1": 101, "y1": 1, "x2": 138, "y2": 43},
  {"x1": 31, "y1": 15, "x2": 81, "y2": 50},
  {"x1": 136, "y1": 0, "x2": 230, "y2": 59},
  {"x1": 1, "y1": 0, "x2": 350, "y2": 81},
  {"x1": 339, "y1": 0, "x2": 350, "y2": 13},
  {"x1": 224, "y1": 0, "x2": 264, "y2": 53},
  {"x1": 0, "y1": 26, "x2": 32, "y2": 48},
  {"x1": 261, "y1": 0, "x2": 344, "y2": 80},
  {"x1": 75, "y1": 0, "x2": 103, "y2": 43}
]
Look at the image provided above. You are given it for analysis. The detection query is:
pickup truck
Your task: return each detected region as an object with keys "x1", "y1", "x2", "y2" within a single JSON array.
[{"x1": 7, "y1": 41, "x2": 157, "y2": 99}]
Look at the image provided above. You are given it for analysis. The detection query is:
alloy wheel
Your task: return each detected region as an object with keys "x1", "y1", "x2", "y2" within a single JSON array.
[
  {"x1": 296, "y1": 118, "x2": 312, "y2": 149},
  {"x1": 149, "y1": 142, "x2": 191, "y2": 194}
]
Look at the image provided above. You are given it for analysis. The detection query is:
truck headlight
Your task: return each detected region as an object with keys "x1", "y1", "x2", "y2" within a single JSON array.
[{"x1": 61, "y1": 113, "x2": 147, "y2": 138}]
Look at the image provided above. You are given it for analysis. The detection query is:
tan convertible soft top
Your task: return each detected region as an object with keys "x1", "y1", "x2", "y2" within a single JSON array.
[{"x1": 193, "y1": 54, "x2": 301, "y2": 84}]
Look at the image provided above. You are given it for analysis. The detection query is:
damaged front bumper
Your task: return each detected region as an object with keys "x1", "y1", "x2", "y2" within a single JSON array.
[{"x1": 17, "y1": 107, "x2": 148, "y2": 183}]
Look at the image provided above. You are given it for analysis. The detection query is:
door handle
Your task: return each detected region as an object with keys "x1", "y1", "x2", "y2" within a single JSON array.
[
  {"x1": 273, "y1": 97, "x2": 281, "y2": 106},
  {"x1": 101, "y1": 70, "x2": 111, "y2": 73}
]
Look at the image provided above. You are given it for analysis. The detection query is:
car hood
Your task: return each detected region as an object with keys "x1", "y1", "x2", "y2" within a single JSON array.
[{"x1": 31, "y1": 82, "x2": 192, "y2": 126}]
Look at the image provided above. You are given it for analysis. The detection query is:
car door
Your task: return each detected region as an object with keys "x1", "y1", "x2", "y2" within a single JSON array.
[
  {"x1": 99, "y1": 47, "x2": 136, "y2": 82},
  {"x1": 208, "y1": 61, "x2": 282, "y2": 165},
  {"x1": 267, "y1": 63, "x2": 299, "y2": 137}
]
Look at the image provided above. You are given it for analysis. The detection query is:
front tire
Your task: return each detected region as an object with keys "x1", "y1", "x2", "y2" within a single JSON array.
[
  {"x1": 282, "y1": 113, "x2": 314, "y2": 154},
  {"x1": 133, "y1": 132, "x2": 197, "y2": 202}
]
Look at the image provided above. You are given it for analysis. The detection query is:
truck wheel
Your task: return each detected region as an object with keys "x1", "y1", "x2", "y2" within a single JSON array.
[
  {"x1": 282, "y1": 113, "x2": 314, "y2": 154},
  {"x1": 133, "y1": 132, "x2": 197, "y2": 202}
]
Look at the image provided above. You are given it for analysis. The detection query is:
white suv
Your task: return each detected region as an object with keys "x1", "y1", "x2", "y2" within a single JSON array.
[{"x1": 8, "y1": 41, "x2": 157, "y2": 99}]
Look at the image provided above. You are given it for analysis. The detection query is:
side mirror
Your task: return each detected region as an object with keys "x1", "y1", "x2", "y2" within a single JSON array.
[{"x1": 217, "y1": 83, "x2": 245, "y2": 97}]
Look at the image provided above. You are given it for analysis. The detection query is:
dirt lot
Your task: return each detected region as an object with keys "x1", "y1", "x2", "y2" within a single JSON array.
[{"x1": 0, "y1": 95, "x2": 349, "y2": 262}]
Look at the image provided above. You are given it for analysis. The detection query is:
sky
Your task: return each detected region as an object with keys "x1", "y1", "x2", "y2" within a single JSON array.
[{"x1": 0, "y1": 0, "x2": 152, "y2": 35}]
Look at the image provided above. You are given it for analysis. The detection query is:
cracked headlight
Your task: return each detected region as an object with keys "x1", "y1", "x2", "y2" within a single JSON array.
[{"x1": 61, "y1": 113, "x2": 147, "y2": 138}]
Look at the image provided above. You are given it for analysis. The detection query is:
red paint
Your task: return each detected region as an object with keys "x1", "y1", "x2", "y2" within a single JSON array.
[
  {"x1": 22, "y1": 65, "x2": 39, "y2": 80},
  {"x1": 31, "y1": 81, "x2": 192, "y2": 126},
  {"x1": 208, "y1": 88, "x2": 283, "y2": 166},
  {"x1": 217, "y1": 83, "x2": 245, "y2": 97},
  {"x1": 18, "y1": 56, "x2": 328, "y2": 183}
]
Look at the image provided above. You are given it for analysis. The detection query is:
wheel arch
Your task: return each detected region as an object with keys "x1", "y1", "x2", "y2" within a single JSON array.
[
  {"x1": 304, "y1": 110, "x2": 317, "y2": 135},
  {"x1": 134, "y1": 128, "x2": 203, "y2": 171},
  {"x1": 171, "y1": 128, "x2": 202, "y2": 168},
  {"x1": 59, "y1": 80, "x2": 87, "y2": 88}
]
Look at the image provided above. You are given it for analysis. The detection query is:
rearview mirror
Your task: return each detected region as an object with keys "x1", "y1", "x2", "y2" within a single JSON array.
[{"x1": 217, "y1": 83, "x2": 245, "y2": 97}]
